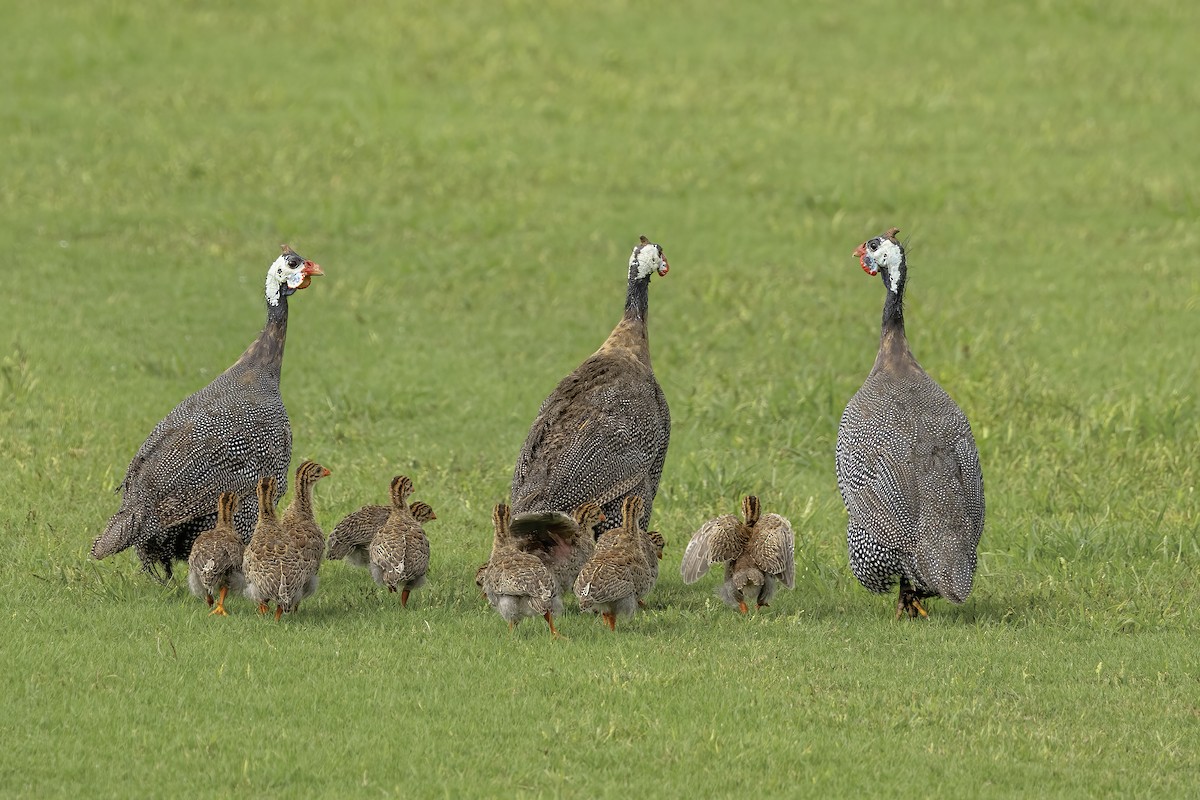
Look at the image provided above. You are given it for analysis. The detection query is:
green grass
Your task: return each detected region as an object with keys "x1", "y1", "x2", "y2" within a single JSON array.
[{"x1": 3, "y1": 0, "x2": 1199, "y2": 796}]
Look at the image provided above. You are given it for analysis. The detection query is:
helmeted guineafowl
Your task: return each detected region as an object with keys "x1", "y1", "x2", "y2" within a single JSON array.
[
  {"x1": 91, "y1": 245, "x2": 324, "y2": 580},
  {"x1": 509, "y1": 236, "x2": 672, "y2": 548},
  {"x1": 835, "y1": 228, "x2": 985, "y2": 618}
]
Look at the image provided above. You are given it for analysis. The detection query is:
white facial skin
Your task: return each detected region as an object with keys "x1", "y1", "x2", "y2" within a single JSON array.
[
  {"x1": 264, "y1": 253, "x2": 310, "y2": 306},
  {"x1": 865, "y1": 238, "x2": 904, "y2": 294},
  {"x1": 630, "y1": 243, "x2": 665, "y2": 280}
]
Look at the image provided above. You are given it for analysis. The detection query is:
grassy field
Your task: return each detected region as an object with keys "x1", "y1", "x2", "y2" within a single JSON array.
[{"x1": 3, "y1": 0, "x2": 1199, "y2": 796}]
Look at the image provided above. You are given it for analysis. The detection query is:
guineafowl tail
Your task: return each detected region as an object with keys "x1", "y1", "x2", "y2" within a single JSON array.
[
  {"x1": 914, "y1": 533, "x2": 977, "y2": 605},
  {"x1": 507, "y1": 511, "x2": 578, "y2": 542},
  {"x1": 91, "y1": 507, "x2": 139, "y2": 560}
]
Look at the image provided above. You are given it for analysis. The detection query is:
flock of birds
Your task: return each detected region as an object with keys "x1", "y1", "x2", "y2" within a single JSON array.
[{"x1": 90, "y1": 230, "x2": 986, "y2": 631}]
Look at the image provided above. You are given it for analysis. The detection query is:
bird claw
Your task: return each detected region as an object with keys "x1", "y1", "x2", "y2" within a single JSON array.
[
  {"x1": 208, "y1": 605, "x2": 229, "y2": 617},
  {"x1": 895, "y1": 589, "x2": 930, "y2": 619}
]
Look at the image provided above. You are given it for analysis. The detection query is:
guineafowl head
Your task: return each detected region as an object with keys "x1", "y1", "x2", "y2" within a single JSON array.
[
  {"x1": 629, "y1": 235, "x2": 670, "y2": 282},
  {"x1": 853, "y1": 228, "x2": 905, "y2": 295},
  {"x1": 265, "y1": 244, "x2": 324, "y2": 306},
  {"x1": 409, "y1": 501, "x2": 437, "y2": 524}
]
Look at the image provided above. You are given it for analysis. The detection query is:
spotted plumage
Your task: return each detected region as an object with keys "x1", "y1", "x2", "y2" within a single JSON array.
[
  {"x1": 481, "y1": 504, "x2": 564, "y2": 636},
  {"x1": 681, "y1": 496, "x2": 795, "y2": 613},
  {"x1": 186, "y1": 492, "x2": 246, "y2": 616},
  {"x1": 327, "y1": 499, "x2": 436, "y2": 567},
  {"x1": 91, "y1": 245, "x2": 323, "y2": 580},
  {"x1": 509, "y1": 236, "x2": 671, "y2": 543},
  {"x1": 368, "y1": 476, "x2": 431, "y2": 607},
  {"x1": 836, "y1": 229, "x2": 985, "y2": 618},
  {"x1": 573, "y1": 496, "x2": 653, "y2": 630},
  {"x1": 243, "y1": 461, "x2": 331, "y2": 621}
]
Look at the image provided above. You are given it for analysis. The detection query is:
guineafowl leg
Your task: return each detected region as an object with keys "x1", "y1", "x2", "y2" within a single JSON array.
[
  {"x1": 274, "y1": 605, "x2": 284, "y2": 622},
  {"x1": 209, "y1": 586, "x2": 230, "y2": 616},
  {"x1": 601, "y1": 612, "x2": 616, "y2": 631},
  {"x1": 543, "y1": 612, "x2": 560, "y2": 639},
  {"x1": 737, "y1": 601, "x2": 748, "y2": 614},
  {"x1": 205, "y1": 593, "x2": 215, "y2": 608},
  {"x1": 257, "y1": 602, "x2": 269, "y2": 615},
  {"x1": 400, "y1": 588, "x2": 411, "y2": 608},
  {"x1": 896, "y1": 583, "x2": 930, "y2": 619}
]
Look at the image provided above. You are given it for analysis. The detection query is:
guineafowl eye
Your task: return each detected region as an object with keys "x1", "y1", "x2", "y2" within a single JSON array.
[{"x1": 868, "y1": 238, "x2": 881, "y2": 251}]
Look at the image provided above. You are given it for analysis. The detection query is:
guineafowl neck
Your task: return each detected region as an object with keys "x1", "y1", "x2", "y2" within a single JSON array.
[
  {"x1": 291, "y1": 480, "x2": 316, "y2": 520},
  {"x1": 234, "y1": 296, "x2": 289, "y2": 376},
  {"x1": 603, "y1": 277, "x2": 651, "y2": 365},
  {"x1": 880, "y1": 285, "x2": 905, "y2": 340}
]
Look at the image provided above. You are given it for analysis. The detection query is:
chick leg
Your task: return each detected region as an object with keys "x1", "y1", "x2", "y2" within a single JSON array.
[{"x1": 209, "y1": 585, "x2": 230, "y2": 616}]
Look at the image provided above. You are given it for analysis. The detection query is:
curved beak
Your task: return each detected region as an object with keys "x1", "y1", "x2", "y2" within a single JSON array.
[
  {"x1": 852, "y1": 243, "x2": 866, "y2": 259},
  {"x1": 296, "y1": 261, "x2": 323, "y2": 291}
]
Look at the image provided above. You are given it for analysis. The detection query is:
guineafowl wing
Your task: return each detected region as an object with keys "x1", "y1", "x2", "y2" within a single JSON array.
[
  {"x1": 679, "y1": 514, "x2": 740, "y2": 583},
  {"x1": 511, "y1": 359, "x2": 670, "y2": 532},
  {"x1": 124, "y1": 375, "x2": 290, "y2": 534},
  {"x1": 836, "y1": 392, "x2": 921, "y2": 552},
  {"x1": 749, "y1": 513, "x2": 796, "y2": 589}
]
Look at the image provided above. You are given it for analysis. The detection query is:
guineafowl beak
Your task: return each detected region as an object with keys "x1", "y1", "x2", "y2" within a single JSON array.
[
  {"x1": 853, "y1": 243, "x2": 878, "y2": 276},
  {"x1": 296, "y1": 261, "x2": 323, "y2": 291}
]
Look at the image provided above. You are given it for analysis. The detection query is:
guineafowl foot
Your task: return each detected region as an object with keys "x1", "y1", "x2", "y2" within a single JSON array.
[
  {"x1": 257, "y1": 602, "x2": 269, "y2": 616},
  {"x1": 601, "y1": 612, "x2": 616, "y2": 631},
  {"x1": 273, "y1": 606, "x2": 284, "y2": 622},
  {"x1": 895, "y1": 588, "x2": 929, "y2": 619},
  {"x1": 208, "y1": 587, "x2": 229, "y2": 616},
  {"x1": 205, "y1": 594, "x2": 215, "y2": 608},
  {"x1": 737, "y1": 601, "x2": 749, "y2": 615},
  {"x1": 544, "y1": 612, "x2": 561, "y2": 639},
  {"x1": 400, "y1": 589, "x2": 411, "y2": 608}
]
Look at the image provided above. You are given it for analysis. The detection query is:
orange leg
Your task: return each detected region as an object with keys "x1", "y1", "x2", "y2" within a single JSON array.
[
  {"x1": 209, "y1": 585, "x2": 230, "y2": 616},
  {"x1": 257, "y1": 602, "x2": 269, "y2": 616},
  {"x1": 274, "y1": 605, "x2": 284, "y2": 622},
  {"x1": 601, "y1": 611, "x2": 616, "y2": 631},
  {"x1": 400, "y1": 588, "x2": 411, "y2": 608},
  {"x1": 544, "y1": 612, "x2": 560, "y2": 639},
  {"x1": 737, "y1": 601, "x2": 749, "y2": 615}
]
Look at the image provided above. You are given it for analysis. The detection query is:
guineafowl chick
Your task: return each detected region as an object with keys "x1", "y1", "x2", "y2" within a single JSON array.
[
  {"x1": 186, "y1": 492, "x2": 245, "y2": 616},
  {"x1": 328, "y1": 499, "x2": 436, "y2": 567},
  {"x1": 573, "y1": 496, "x2": 652, "y2": 631},
  {"x1": 482, "y1": 504, "x2": 563, "y2": 637},
  {"x1": 681, "y1": 496, "x2": 795, "y2": 614},
  {"x1": 837, "y1": 229, "x2": 985, "y2": 618},
  {"x1": 243, "y1": 461, "x2": 331, "y2": 620},
  {"x1": 499, "y1": 500, "x2": 607, "y2": 599},
  {"x1": 368, "y1": 476, "x2": 431, "y2": 608}
]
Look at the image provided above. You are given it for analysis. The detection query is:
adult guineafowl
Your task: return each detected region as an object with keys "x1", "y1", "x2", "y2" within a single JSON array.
[
  {"x1": 91, "y1": 245, "x2": 324, "y2": 580},
  {"x1": 509, "y1": 236, "x2": 671, "y2": 552},
  {"x1": 836, "y1": 229, "x2": 985, "y2": 618}
]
